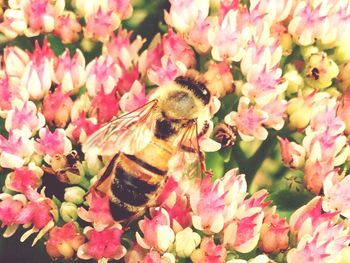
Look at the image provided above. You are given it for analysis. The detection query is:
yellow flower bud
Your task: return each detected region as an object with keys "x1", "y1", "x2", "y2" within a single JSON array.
[
  {"x1": 283, "y1": 64, "x2": 304, "y2": 95},
  {"x1": 64, "y1": 186, "x2": 86, "y2": 204},
  {"x1": 175, "y1": 228, "x2": 201, "y2": 258},
  {"x1": 305, "y1": 52, "x2": 339, "y2": 89},
  {"x1": 300, "y1": 45, "x2": 319, "y2": 60},
  {"x1": 60, "y1": 202, "x2": 78, "y2": 222}
]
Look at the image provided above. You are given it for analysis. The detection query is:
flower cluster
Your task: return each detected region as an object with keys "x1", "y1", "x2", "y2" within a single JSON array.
[{"x1": 1, "y1": 0, "x2": 350, "y2": 262}]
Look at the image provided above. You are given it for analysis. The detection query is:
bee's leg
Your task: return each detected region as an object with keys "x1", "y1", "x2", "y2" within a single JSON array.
[{"x1": 85, "y1": 153, "x2": 119, "y2": 197}]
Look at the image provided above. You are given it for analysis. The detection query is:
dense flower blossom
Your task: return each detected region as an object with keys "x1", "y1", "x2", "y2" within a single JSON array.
[
  {"x1": 136, "y1": 208, "x2": 175, "y2": 252},
  {"x1": 51, "y1": 49, "x2": 86, "y2": 94},
  {"x1": 77, "y1": 223, "x2": 126, "y2": 261},
  {"x1": 0, "y1": 130, "x2": 34, "y2": 168},
  {"x1": 46, "y1": 222, "x2": 85, "y2": 260},
  {"x1": 53, "y1": 11, "x2": 82, "y2": 44},
  {"x1": 85, "y1": 55, "x2": 121, "y2": 97},
  {"x1": 5, "y1": 101, "x2": 45, "y2": 137},
  {"x1": 21, "y1": 39, "x2": 54, "y2": 100},
  {"x1": 35, "y1": 127, "x2": 72, "y2": 163},
  {"x1": 1, "y1": 0, "x2": 350, "y2": 262}
]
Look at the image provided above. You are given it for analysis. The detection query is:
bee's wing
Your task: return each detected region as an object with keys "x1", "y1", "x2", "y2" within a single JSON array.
[
  {"x1": 176, "y1": 121, "x2": 206, "y2": 179},
  {"x1": 82, "y1": 100, "x2": 158, "y2": 156}
]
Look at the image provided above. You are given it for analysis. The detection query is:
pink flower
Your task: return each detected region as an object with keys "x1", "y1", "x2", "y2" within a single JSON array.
[
  {"x1": 0, "y1": 72, "x2": 28, "y2": 115},
  {"x1": 69, "y1": 113, "x2": 100, "y2": 143},
  {"x1": 103, "y1": 28, "x2": 145, "y2": 69},
  {"x1": 21, "y1": 39, "x2": 55, "y2": 100},
  {"x1": 240, "y1": 41, "x2": 282, "y2": 77},
  {"x1": 164, "y1": 0, "x2": 209, "y2": 33},
  {"x1": 249, "y1": 0, "x2": 293, "y2": 24},
  {"x1": 51, "y1": 49, "x2": 86, "y2": 94},
  {"x1": 161, "y1": 191, "x2": 192, "y2": 232},
  {"x1": 46, "y1": 222, "x2": 85, "y2": 260},
  {"x1": 287, "y1": 222, "x2": 350, "y2": 263},
  {"x1": 242, "y1": 65, "x2": 287, "y2": 106},
  {"x1": 0, "y1": 9, "x2": 27, "y2": 38},
  {"x1": 259, "y1": 98, "x2": 287, "y2": 130},
  {"x1": 0, "y1": 130, "x2": 34, "y2": 168},
  {"x1": 43, "y1": 87, "x2": 73, "y2": 128},
  {"x1": 259, "y1": 206, "x2": 289, "y2": 254},
  {"x1": 204, "y1": 60, "x2": 234, "y2": 97},
  {"x1": 186, "y1": 15, "x2": 213, "y2": 54},
  {"x1": 77, "y1": 189, "x2": 115, "y2": 231},
  {"x1": 119, "y1": 80, "x2": 147, "y2": 113},
  {"x1": 147, "y1": 55, "x2": 187, "y2": 86},
  {"x1": 77, "y1": 224, "x2": 126, "y2": 261},
  {"x1": 307, "y1": 103, "x2": 345, "y2": 136},
  {"x1": 5, "y1": 101, "x2": 45, "y2": 137},
  {"x1": 162, "y1": 28, "x2": 196, "y2": 68},
  {"x1": 289, "y1": 197, "x2": 338, "y2": 242},
  {"x1": 108, "y1": 0, "x2": 133, "y2": 19},
  {"x1": 136, "y1": 208, "x2": 175, "y2": 252},
  {"x1": 225, "y1": 97, "x2": 268, "y2": 141},
  {"x1": 323, "y1": 172, "x2": 350, "y2": 218},
  {"x1": 304, "y1": 159, "x2": 334, "y2": 195},
  {"x1": 16, "y1": 188, "x2": 54, "y2": 229},
  {"x1": 190, "y1": 176, "x2": 226, "y2": 234},
  {"x1": 35, "y1": 127, "x2": 72, "y2": 163},
  {"x1": 6, "y1": 163, "x2": 43, "y2": 194},
  {"x1": 323, "y1": 1, "x2": 350, "y2": 46},
  {"x1": 192, "y1": 236, "x2": 226, "y2": 263},
  {"x1": 21, "y1": 0, "x2": 65, "y2": 36},
  {"x1": 278, "y1": 136, "x2": 305, "y2": 169},
  {"x1": 84, "y1": 7, "x2": 121, "y2": 42},
  {"x1": 91, "y1": 87, "x2": 119, "y2": 124},
  {"x1": 0, "y1": 193, "x2": 26, "y2": 237},
  {"x1": 85, "y1": 55, "x2": 121, "y2": 97},
  {"x1": 3, "y1": 46, "x2": 30, "y2": 79},
  {"x1": 117, "y1": 65, "x2": 140, "y2": 94},
  {"x1": 338, "y1": 89, "x2": 350, "y2": 135},
  {"x1": 208, "y1": 10, "x2": 250, "y2": 61},
  {"x1": 53, "y1": 11, "x2": 82, "y2": 44},
  {"x1": 218, "y1": 0, "x2": 239, "y2": 23},
  {"x1": 303, "y1": 131, "x2": 349, "y2": 167},
  {"x1": 222, "y1": 190, "x2": 268, "y2": 253},
  {"x1": 288, "y1": 1, "x2": 330, "y2": 45}
]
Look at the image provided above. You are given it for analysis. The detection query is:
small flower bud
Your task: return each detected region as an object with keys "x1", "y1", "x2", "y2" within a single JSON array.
[
  {"x1": 278, "y1": 137, "x2": 305, "y2": 169},
  {"x1": 305, "y1": 52, "x2": 339, "y2": 90},
  {"x1": 60, "y1": 202, "x2": 78, "y2": 222},
  {"x1": 337, "y1": 62, "x2": 350, "y2": 92},
  {"x1": 300, "y1": 45, "x2": 319, "y2": 61},
  {"x1": 259, "y1": 207, "x2": 289, "y2": 254},
  {"x1": 334, "y1": 44, "x2": 350, "y2": 64},
  {"x1": 283, "y1": 64, "x2": 304, "y2": 95},
  {"x1": 175, "y1": 227, "x2": 201, "y2": 258},
  {"x1": 84, "y1": 150, "x2": 103, "y2": 177},
  {"x1": 287, "y1": 97, "x2": 312, "y2": 130},
  {"x1": 64, "y1": 186, "x2": 85, "y2": 204},
  {"x1": 204, "y1": 60, "x2": 234, "y2": 97}
]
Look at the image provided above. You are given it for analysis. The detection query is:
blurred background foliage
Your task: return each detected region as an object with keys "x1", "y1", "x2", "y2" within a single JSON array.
[{"x1": 0, "y1": 0, "x2": 314, "y2": 262}]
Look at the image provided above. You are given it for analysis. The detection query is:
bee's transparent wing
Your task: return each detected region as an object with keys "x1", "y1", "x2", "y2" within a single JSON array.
[
  {"x1": 176, "y1": 121, "x2": 206, "y2": 179},
  {"x1": 82, "y1": 100, "x2": 158, "y2": 156}
]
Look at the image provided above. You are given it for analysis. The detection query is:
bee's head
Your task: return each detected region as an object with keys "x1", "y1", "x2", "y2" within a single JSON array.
[
  {"x1": 174, "y1": 75, "x2": 210, "y2": 105},
  {"x1": 158, "y1": 75, "x2": 211, "y2": 120}
]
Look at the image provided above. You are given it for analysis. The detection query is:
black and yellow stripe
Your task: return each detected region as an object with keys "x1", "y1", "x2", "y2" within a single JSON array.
[{"x1": 109, "y1": 137, "x2": 174, "y2": 222}]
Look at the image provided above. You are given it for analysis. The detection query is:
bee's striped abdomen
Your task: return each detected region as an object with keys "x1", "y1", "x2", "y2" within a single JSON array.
[{"x1": 109, "y1": 138, "x2": 174, "y2": 222}]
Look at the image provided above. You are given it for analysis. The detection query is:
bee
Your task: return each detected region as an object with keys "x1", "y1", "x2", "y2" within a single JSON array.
[{"x1": 82, "y1": 73, "x2": 212, "y2": 223}]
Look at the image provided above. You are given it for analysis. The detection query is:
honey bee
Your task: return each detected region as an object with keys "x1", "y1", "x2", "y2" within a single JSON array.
[{"x1": 82, "y1": 74, "x2": 212, "y2": 223}]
